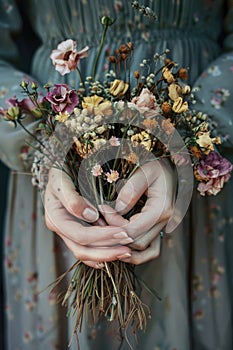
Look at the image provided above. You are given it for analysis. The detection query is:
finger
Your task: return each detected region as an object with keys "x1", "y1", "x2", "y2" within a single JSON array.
[
  {"x1": 60, "y1": 235, "x2": 132, "y2": 262},
  {"x1": 45, "y1": 191, "x2": 132, "y2": 247},
  {"x1": 115, "y1": 160, "x2": 175, "y2": 217},
  {"x1": 120, "y1": 235, "x2": 161, "y2": 265},
  {"x1": 129, "y1": 220, "x2": 166, "y2": 251},
  {"x1": 121, "y1": 164, "x2": 174, "y2": 237},
  {"x1": 115, "y1": 164, "x2": 152, "y2": 215},
  {"x1": 48, "y1": 168, "x2": 99, "y2": 223},
  {"x1": 98, "y1": 204, "x2": 129, "y2": 227},
  {"x1": 99, "y1": 203, "x2": 167, "y2": 247}
]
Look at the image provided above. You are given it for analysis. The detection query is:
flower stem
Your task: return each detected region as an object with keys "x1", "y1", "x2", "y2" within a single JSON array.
[
  {"x1": 92, "y1": 24, "x2": 108, "y2": 81},
  {"x1": 76, "y1": 66, "x2": 84, "y2": 87}
]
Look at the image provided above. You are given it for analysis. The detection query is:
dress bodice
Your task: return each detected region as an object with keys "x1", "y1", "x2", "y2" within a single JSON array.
[
  {"x1": 27, "y1": 0, "x2": 225, "y2": 85},
  {"x1": 31, "y1": 0, "x2": 223, "y2": 45}
]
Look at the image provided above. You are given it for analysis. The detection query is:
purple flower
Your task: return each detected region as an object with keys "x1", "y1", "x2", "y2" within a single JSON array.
[
  {"x1": 195, "y1": 151, "x2": 232, "y2": 195},
  {"x1": 45, "y1": 84, "x2": 79, "y2": 114}
]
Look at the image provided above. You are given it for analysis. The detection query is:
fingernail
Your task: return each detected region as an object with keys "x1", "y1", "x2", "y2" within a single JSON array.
[
  {"x1": 117, "y1": 253, "x2": 131, "y2": 259},
  {"x1": 120, "y1": 237, "x2": 134, "y2": 245},
  {"x1": 82, "y1": 208, "x2": 98, "y2": 222},
  {"x1": 113, "y1": 232, "x2": 128, "y2": 239},
  {"x1": 115, "y1": 200, "x2": 126, "y2": 212}
]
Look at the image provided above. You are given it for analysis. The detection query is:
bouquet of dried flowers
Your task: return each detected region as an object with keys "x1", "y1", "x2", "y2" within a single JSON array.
[{"x1": 1, "y1": 9, "x2": 232, "y2": 349}]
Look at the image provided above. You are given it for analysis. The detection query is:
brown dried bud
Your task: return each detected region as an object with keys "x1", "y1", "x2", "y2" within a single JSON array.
[
  {"x1": 178, "y1": 68, "x2": 188, "y2": 80},
  {"x1": 134, "y1": 70, "x2": 140, "y2": 79},
  {"x1": 161, "y1": 101, "x2": 172, "y2": 115},
  {"x1": 109, "y1": 55, "x2": 117, "y2": 63},
  {"x1": 164, "y1": 59, "x2": 175, "y2": 69},
  {"x1": 119, "y1": 44, "x2": 128, "y2": 53},
  {"x1": 121, "y1": 53, "x2": 128, "y2": 61}
]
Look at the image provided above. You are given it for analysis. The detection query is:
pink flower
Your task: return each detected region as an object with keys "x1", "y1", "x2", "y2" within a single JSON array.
[
  {"x1": 106, "y1": 170, "x2": 120, "y2": 183},
  {"x1": 45, "y1": 84, "x2": 79, "y2": 114},
  {"x1": 91, "y1": 164, "x2": 103, "y2": 177},
  {"x1": 195, "y1": 151, "x2": 232, "y2": 195},
  {"x1": 50, "y1": 39, "x2": 89, "y2": 76},
  {"x1": 109, "y1": 136, "x2": 120, "y2": 146},
  {"x1": 129, "y1": 88, "x2": 160, "y2": 117}
]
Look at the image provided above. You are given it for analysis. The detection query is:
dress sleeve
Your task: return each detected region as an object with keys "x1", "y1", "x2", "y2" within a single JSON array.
[
  {"x1": 193, "y1": 2, "x2": 233, "y2": 155},
  {"x1": 0, "y1": 0, "x2": 38, "y2": 170}
]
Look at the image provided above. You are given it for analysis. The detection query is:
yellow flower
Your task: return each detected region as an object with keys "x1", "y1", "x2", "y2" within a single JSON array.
[
  {"x1": 109, "y1": 79, "x2": 129, "y2": 97},
  {"x1": 162, "y1": 67, "x2": 175, "y2": 83},
  {"x1": 73, "y1": 137, "x2": 92, "y2": 158},
  {"x1": 131, "y1": 131, "x2": 153, "y2": 151},
  {"x1": 168, "y1": 83, "x2": 181, "y2": 101},
  {"x1": 196, "y1": 132, "x2": 221, "y2": 154},
  {"x1": 82, "y1": 95, "x2": 112, "y2": 116},
  {"x1": 172, "y1": 97, "x2": 188, "y2": 113},
  {"x1": 55, "y1": 111, "x2": 70, "y2": 122}
]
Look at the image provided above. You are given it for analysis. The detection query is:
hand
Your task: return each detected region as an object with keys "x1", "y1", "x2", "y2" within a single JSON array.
[
  {"x1": 100, "y1": 159, "x2": 176, "y2": 264},
  {"x1": 44, "y1": 168, "x2": 133, "y2": 268}
]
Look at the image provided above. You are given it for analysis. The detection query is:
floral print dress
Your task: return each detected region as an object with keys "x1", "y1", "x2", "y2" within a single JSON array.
[{"x1": 0, "y1": 1, "x2": 233, "y2": 349}]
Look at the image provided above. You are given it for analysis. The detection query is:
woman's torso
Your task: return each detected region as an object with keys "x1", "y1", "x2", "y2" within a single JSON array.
[{"x1": 29, "y1": 0, "x2": 225, "y2": 84}]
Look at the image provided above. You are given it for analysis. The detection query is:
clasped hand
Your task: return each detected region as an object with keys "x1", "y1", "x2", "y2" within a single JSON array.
[{"x1": 44, "y1": 159, "x2": 176, "y2": 268}]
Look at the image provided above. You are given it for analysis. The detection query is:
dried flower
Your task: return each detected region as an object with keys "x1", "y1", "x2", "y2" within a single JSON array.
[
  {"x1": 109, "y1": 79, "x2": 129, "y2": 97},
  {"x1": 55, "y1": 111, "x2": 70, "y2": 123},
  {"x1": 45, "y1": 84, "x2": 79, "y2": 114},
  {"x1": 131, "y1": 131, "x2": 153, "y2": 150},
  {"x1": 178, "y1": 68, "x2": 189, "y2": 80},
  {"x1": 82, "y1": 95, "x2": 112, "y2": 116},
  {"x1": 161, "y1": 101, "x2": 172, "y2": 115},
  {"x1": 134, "y1": 70, "x2": 140, "y2": 79},
  {"x1": 130, "y1": 88, "x2": 160, "y2": 117},
  {"x1": 91, "y1": 164, "x2": 103, "y2": 177},
  {"x1": 73, "y1": 137, "x2": 92, "y2": 158},
  {"x1": 168, "y1": 83, "x2": 182, "y2": 101},
  {"x1": 196, "y1": 131, "x2": 221, "y2": 154},
  {"x1": 172, "y1": 97, "x2": 188, "y2": 113},
  {"x1": 109, "y1": 136, "x2": 120, "y2": 146},
  {"x1": 108, "y1": 55, "x2": 117, "y2": 63},
  {"x1": 162, "y1": 67, "x2": 175, "y2": 83},
  {"x1": 106, "y1": 169, "x2": 120, "y2": 183},
  {"x1": 195, "y1": 151, "x2": 232, "y2": 195},
  {"x1": 50, "y1": 39, "x2": 89, "y2": 76}
]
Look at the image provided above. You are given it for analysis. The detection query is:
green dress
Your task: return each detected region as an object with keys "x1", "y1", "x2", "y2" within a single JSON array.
[{"x1": 0, "y1": 1, "x2": 233, "y2": 349}]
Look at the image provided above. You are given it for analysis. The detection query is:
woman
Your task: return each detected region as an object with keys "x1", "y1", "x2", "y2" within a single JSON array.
[{"x1": 0, "y1": 1, "x2": 233, "y2": 349}]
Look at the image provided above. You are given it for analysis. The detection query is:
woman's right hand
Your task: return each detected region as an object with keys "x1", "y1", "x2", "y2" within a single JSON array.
[{"x1": 44, "y1": 168, "x2": 133, "y2": 268}]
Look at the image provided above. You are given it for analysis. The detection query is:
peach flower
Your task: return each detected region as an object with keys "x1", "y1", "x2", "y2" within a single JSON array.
[
  {"x1": 50, "y1": 39, "x2": 89, "y2": 76},
  {"x1": 130, "y1": 88, "x2": 160, "y2": 117}
]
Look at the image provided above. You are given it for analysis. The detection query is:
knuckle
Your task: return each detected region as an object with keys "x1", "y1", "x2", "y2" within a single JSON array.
[
  {"x1": 66, "y1": 197, "x2": 79, "y2": 215},
  {"x1": 130, "y1": 241, "x2": 148, "y2": 251}
]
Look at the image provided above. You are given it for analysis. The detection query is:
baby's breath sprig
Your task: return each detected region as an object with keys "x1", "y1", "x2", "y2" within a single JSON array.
[{"x1": 130, "y1": 1, "x2": 158, "y2": 20}]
